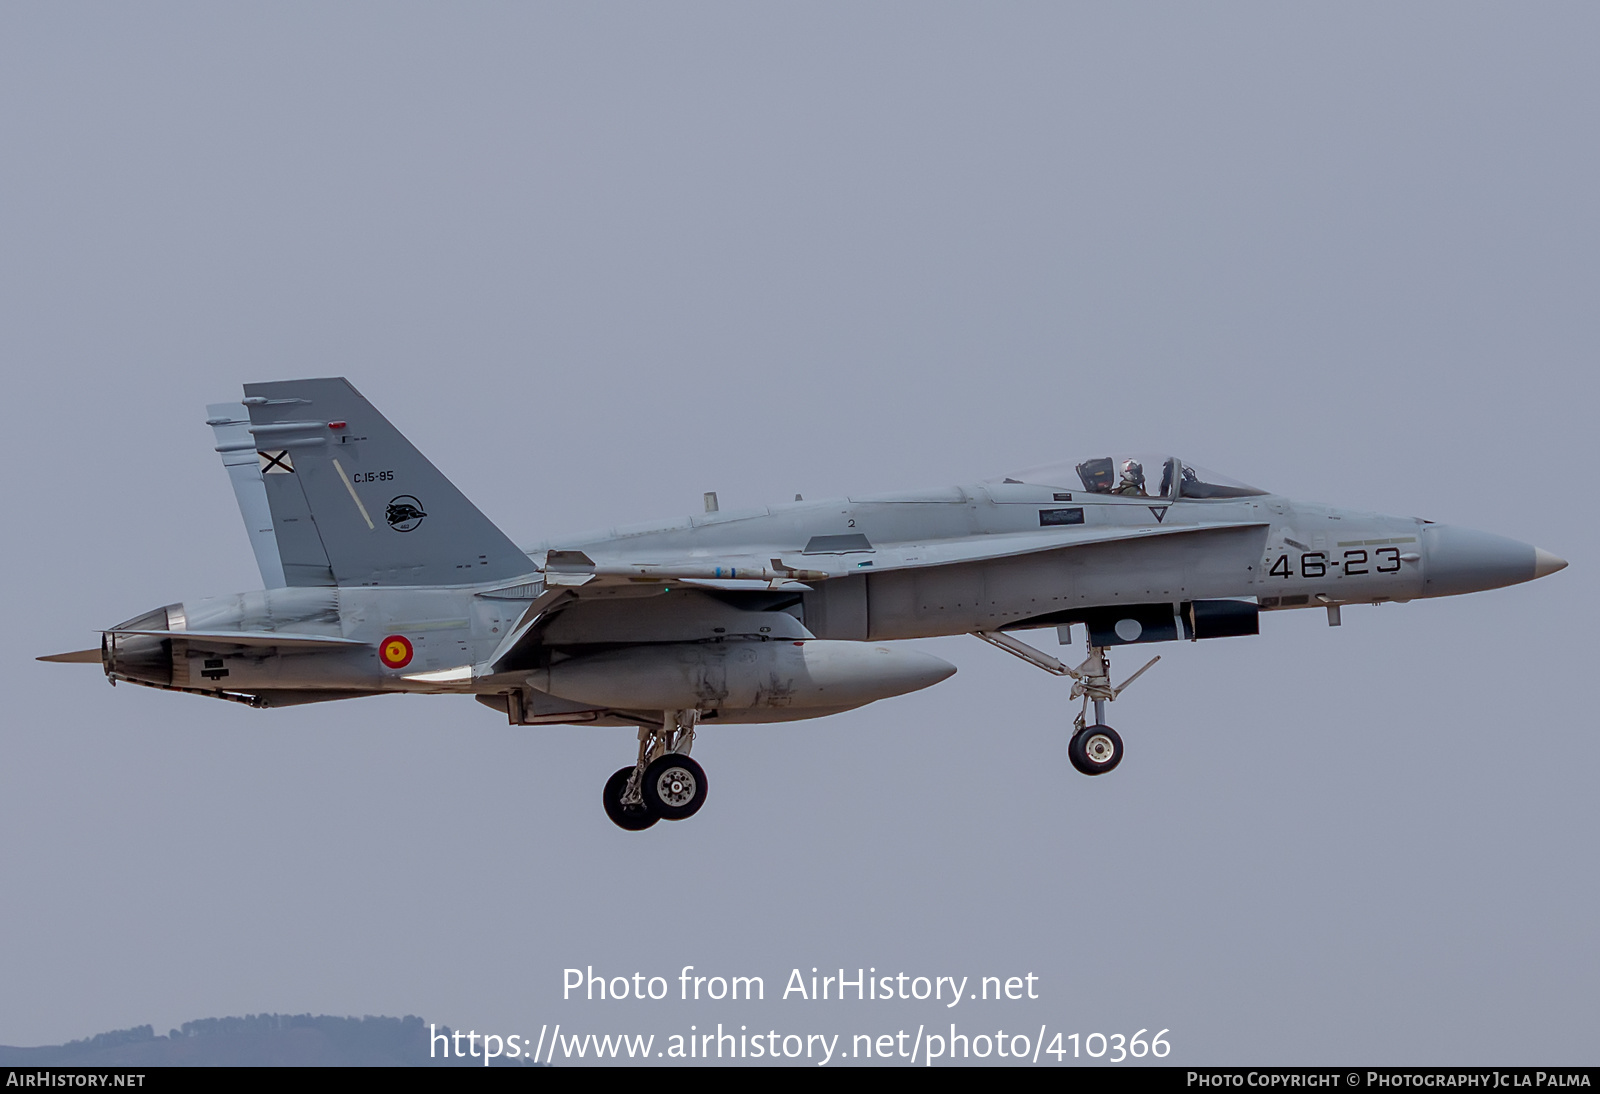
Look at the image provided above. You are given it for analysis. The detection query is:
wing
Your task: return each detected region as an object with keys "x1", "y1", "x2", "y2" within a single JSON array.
[
  {"x1": 482, "y1": 519, "x2": 1269, "y2": 677},
  {"x1": 541, "y1": 520, "x2": 1270, "y2": 583}
]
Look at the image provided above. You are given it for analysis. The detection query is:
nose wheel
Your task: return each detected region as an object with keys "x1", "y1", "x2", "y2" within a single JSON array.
[
  {"x1": 973, "y1": 631, "x2": 1158, "y2": 778},
  {"x1": 1068, "y1": 724, "x2": 1123, "y2": 775}
]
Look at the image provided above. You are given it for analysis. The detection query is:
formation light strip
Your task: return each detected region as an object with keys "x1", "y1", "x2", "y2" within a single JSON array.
[{"x1": 401, "y1": 665, "x2": 473, "y2": 683}]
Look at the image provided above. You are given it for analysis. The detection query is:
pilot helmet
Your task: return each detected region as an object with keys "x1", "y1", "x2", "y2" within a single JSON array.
[{"x1": 1120, "y1": 459, "x2": 1143, "y2": 480}]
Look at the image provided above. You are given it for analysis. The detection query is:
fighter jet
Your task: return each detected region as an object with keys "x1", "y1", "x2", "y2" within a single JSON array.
[{"x1": 39, "y1": 379, "x2": 1567, "y2": 830}]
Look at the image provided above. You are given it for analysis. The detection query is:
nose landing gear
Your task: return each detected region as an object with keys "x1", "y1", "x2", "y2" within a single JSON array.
[
  {"x1": 602, "y1": 709, "x2": 709, "y2": 831},
  {"x1": 973, "y1": 631, "x2": 1157, "y2": 777}
]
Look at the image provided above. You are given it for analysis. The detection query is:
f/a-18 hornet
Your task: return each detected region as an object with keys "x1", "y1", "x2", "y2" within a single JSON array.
[{"x1": 41, "y1": 379, "x2": 1567, "y2": 830}]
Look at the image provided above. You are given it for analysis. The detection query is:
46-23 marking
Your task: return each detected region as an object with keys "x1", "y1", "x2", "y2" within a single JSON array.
[{"x1": 1268, "y1": 547, "x2": 1402, "y2": 579}]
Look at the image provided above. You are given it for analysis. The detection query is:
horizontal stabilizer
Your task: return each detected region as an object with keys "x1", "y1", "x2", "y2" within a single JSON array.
[
  {"x1": 37, "y1": 648, "x2": 102, "y2": 664},
  {"x1": 108, "y1": 629, "x2": 368, "y2": 650}
]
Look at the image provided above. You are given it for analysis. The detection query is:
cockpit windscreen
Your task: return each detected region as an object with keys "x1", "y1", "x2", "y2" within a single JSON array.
[
  {"x1": 999, "y1": 455, "x2": 1267, "y2": 500},
  {"x1": 1171, "y1": 462, "x2": 1267, "y2": 499}
]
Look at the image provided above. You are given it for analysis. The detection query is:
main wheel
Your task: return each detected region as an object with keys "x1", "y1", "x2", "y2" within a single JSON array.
[
  {"x1": 603, "y1": 766, "x2": 659, "y2": 831},
  {"x1": 1069, "y1": 725, "x2": 1124, "y2": 776},
  {"x1": 641, "y1": 753, "x2": 708, "y2": 821}
]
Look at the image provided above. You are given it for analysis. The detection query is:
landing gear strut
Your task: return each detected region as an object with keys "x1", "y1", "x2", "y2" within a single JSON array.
[
  {"x1": 973, "y1": 631, "x2": 1158, "y2": 778},
  {"x1": 602, "y1": 709, "x2": 709, "y2": 830},
  {"x1": 1065, "y1": 645, "x2": 1129, "y2": 777}
]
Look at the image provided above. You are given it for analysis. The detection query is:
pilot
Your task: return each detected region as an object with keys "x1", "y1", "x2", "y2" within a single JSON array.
[{"x1": 1114, "y1": 459, "x2": 1147, "y2": 497}]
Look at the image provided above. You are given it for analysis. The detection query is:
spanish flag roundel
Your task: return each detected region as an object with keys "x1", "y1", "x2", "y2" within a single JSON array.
[{"x1": 379, "y1": 635, "x2": 414, "y2": 669}]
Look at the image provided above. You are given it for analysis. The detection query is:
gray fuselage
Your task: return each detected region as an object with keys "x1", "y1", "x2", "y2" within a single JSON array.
[{"x1": 103, "y1": 475, "x2": 1551, "y2": 723}]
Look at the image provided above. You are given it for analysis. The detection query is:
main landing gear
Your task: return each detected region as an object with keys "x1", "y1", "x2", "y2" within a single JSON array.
[
  {"x1": 973, "y1": 631, "x2": 1159, "y2": 777},
  {"x1": 602, "y1": 709, "x2": 709, "y2": 831}
]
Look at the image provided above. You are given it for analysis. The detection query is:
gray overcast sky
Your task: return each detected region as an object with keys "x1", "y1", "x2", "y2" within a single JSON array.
[{"x1": 2, "y1": 3, "x2": 1595, "y2": 1064}]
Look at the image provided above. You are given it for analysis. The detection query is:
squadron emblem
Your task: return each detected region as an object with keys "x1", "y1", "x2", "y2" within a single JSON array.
[{"x1": 386, "y1": 495, "x2": 427, "y2": 532}]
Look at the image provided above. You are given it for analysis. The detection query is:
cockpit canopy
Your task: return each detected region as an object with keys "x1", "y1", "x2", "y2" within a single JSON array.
[{"x1": 999, "y1": 454, "x2": 1268, "y2": 500}]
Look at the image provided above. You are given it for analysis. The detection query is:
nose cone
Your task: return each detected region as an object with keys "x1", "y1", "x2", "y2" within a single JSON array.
[
  {"x1": 1534, "y1": 548, "x2": 1569, "y2": 579},
  {"x1": 1421, "y1": 525, "x2": 1566, "y2": 598}
]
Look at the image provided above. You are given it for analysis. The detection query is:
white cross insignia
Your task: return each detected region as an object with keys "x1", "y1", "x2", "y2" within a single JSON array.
[{"x1": 258, "y1": 450, "x2": 295, "y2": 474}]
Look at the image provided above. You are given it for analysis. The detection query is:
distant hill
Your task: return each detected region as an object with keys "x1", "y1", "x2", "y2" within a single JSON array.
[{"x1": 0, "y1": 1014, "x2": 532, "y2": 1066}]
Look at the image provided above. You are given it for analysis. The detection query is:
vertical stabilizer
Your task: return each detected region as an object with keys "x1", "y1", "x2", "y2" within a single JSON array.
[
  {"x1": 241, "y1": 378, "x2": 533, "y2": 587},
  {"x1": 206, "y1": 403, "x2": 288, "y2": 589}
]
